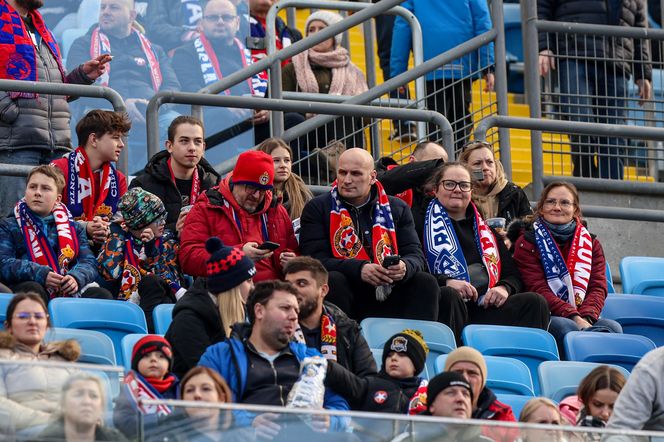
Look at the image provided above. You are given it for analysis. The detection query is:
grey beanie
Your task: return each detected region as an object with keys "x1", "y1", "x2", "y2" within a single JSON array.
[{"x1": 305, "y1": 10, "x2": 344, "y2": 47}]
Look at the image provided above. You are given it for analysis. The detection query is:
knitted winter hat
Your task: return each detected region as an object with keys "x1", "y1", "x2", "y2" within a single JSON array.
[
  {"x1": 426, "y1": 371, "x2": 473, "y2": 412},
  {"x1": 119, "y1": 187, "x2": 166, "y2": 231},
  {"x1": 305, "y1": 10, "x2": 343, "y2": 47},
  {"x1": 443, "y1": 346, "x2": 488, "y2": 389},
  {"x1": 232, "y1": 150, "x2": 274, "y2": 190},
  {"x1": 131, "y1": 335, "x2": 173, "y2": 372},
  {"x1": 206, "y1": 237, "x2": 256, "y2": 294},
  {"x1": 382, "y1": 329, "x2": 429, "y2": 375}
]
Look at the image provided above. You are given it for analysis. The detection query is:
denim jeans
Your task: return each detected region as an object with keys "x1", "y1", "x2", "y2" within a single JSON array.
[
  {"x1": 549, "y1": 315, "x2": 623, "y2": 358},
  {"x1": 558, "y1": 61, "x2": 629, "y2": 180}
]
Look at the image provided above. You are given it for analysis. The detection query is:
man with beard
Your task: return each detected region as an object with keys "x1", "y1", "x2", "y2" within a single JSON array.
[
  {"x1": 284, "y1": 256, "x2": 376, "y2": 378},
  {"x1": 0, "y1": 0, "x2": 111, "y2": 217},
  {"x1": 198, "y1": 280, "x2": 349, "y2": 438}
]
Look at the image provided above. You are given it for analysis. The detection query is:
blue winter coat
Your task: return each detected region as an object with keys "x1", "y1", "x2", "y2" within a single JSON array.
[{"x1": 390, "y1": 0, "x2": 494, "y2": 81}]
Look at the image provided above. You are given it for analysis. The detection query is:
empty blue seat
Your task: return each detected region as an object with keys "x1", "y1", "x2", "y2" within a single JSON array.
[
  {"x1": 538, "y1": 360, "x2": 630, "y2": 403},
  {"x1": 564, "y1": 332, "x2": 656, "y2": 372},
  {"x1": 601, "y1": 294, "x2": 664, "y2": 346},
  {"x1": 121, "y1": 333, "x2": 151, "y2": 372},
  {"x1": 0, "y1": 293, "x2": 13, "y2": 325},
  {"x1": 496, "y1": 394, "x2": 532, "y2": 419},
  {"x1": 436, "y1": 355, "x2": 535, "y2": 397},
  {"x1": 49, "y1": 298, "x2": 148, "y2": 367},
  {"x1": 620, "y1": 256, "x2": 664, "y2": 296},
  {"x1": 45, "y1": 328, "x2": 117, "y2": 366},
  {"x1": 606, "y1": 262, "x2": 616, "y2": 294},
  {"x1": 153, "y1": 304, "x2": 175, "y2": 335},
  {"x1": 361, "y1": 318, "x2": 457, "y2": 380},
  {"x1": 462, "y1": 325, "x2": 559, "y2": 395}
]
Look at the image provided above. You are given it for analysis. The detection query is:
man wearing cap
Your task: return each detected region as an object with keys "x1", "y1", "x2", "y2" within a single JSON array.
[
  {"x1": 299, "y1": 148, "x2": 439, "y2": 320},
  {"x1": 180, "y1": 150, "x2": 299, "y2": 282}
]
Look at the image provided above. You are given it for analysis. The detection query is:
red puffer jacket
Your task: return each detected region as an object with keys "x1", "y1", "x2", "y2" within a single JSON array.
[{"x1": 179, "y1": 177, "x2": 298, "y2": 282}]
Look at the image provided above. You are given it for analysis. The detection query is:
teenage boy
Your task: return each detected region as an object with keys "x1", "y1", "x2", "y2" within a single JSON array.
[
  {"x1": 52, "y1": 109, "x2": 131, "y2": 245},
  {"x1": 0, "y1": 166, "x2": 109, "y2": 302}
]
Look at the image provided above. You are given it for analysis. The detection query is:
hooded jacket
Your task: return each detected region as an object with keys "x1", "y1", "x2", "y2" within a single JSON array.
[{"x1": 0, "y1": 331, "x2": 80, "y2": 431}]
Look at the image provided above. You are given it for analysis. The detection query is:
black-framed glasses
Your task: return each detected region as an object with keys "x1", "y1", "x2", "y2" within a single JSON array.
[
  {"x1": 203, "y1": 14, "x2": 237, "y2": 22},
  {"x1": 439, "y1": 180, "x2": 472, "y2": 192}
]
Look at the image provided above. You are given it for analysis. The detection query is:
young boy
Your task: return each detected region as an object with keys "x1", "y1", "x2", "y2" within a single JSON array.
[
  {"x1": 114, "y1": 335, "x2": 179, "y2": 439},
  {"x1": 0, "y1": 165, "x2": 107, "y2": 302},
  {"x1": 325, "y1": 329, "x2": 429, "y2": 414},
  {"x1": 51, "y1": 109, "x2": 131, "y2": 245}
]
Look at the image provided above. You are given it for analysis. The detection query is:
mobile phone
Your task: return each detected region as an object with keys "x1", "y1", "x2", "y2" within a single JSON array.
[
  {"x1": 257, "y1": 241, "x2": 280, "y2": 251},
  {"x1": 472, "y1": 169, "x2": 484, "y2": 181},
  {"x1": 180, "y1": 205, "x2": 193, "y2": 214},
  {"x1": 382, "y1": 255, "x2": 401, "y2": 268}
]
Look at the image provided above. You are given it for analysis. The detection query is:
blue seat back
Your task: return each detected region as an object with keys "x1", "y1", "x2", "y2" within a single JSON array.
[
  {"x1": 44, "y1": 327, "x2": 117, "y2": 366},
  {"x1": 370, "y1": 348, "x2": 383, "y2": 369},
  {"x1": 121, "y1": 333, "x2": 151, "y2": 372},
  {"x1": 0, "y1": 293, "x2": 14, "y2": 325},
  {"x1": 538, "y1": 360, "x2": 630, "y2": 403},
  {"x1": 361, "y1": 318, "x2": 457, "y2": 380},
  {"x1": 496, "y1": 394, "x2": 532, "y2": 419},
  {"x1": 601, "y1": 294, "x2": 664, "y2": 346},
  {"x1": 620, "y1": 256, "x2": 664, "y2": 295},
  {"x1": 153, "y1": 304, "x2": 175, "y2": 335},
  {"x1": 606, "y1": 261, "x2": 616, "y2": 294},
  {"x1": 462, "y1": 325, "x2": 559, "y2": 395},
  {"x1": 436, "y1": 355, "x2": 535, "y2": 397},
  {"x1": 564, "y1": 332, "x2": 656, "y2": 372},
  {"x1": 49, "y1": 298, "x2": 148, "y2": 366}
]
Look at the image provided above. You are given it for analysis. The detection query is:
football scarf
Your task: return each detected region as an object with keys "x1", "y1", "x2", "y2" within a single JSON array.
[
  {"x1": 61, "y1": 147, "x2": 120, "y2": 220},
  {"x1": 90, "y1": 26, "x2": 162, "y2": 92},
  {"x1": 293, "y1": 306, "x2": 337, "y2": 362},
  {"x1": 408, "y1": 379, "x2": 429, "y2": 415},
  {"x1": 167, "y1": 157, "x2": 200, "y2": 205},
  {"x1": 534, "y1": 218, "x2": 593, "y2": 307},
  {"x1": 424, "y1": 200, "x2": 501, "y2": 299},
  {"x1": 329, "y1": 181, "x2": 398, "y2": 265},
  {"x1": 123, "y1": 370, "x2": 172, "y2": 416},
  {"x1": 0, "y1": 0, "x2": 65, "y2": 98}
]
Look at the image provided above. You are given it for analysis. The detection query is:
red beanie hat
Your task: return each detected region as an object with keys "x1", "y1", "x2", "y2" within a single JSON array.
[
  {"x1": 131, "y1": 335, "x2": 173, "y2": 372},
  {"x1": 232, "y1": 150, "x2": 274, "y2": 190}
]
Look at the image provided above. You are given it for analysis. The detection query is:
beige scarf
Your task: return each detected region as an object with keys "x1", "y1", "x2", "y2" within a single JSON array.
[{"x1": 472, "y1": 161, "x2": 509, "y2": 219}]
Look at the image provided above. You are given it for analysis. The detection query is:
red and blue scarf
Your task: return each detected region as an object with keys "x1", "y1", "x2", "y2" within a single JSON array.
[
  {"x1": 329, "y1": 181, "x2": 398, "y2": 265},
  {"x1": 0, "y1": 0, "x2": 65, "y2": 98},
  {"x1": 294, "y1": 307, "x2": 338, "y2": 361},
  {"x1": 167, "y1": 157, "x2": 200, "y2": 206},
  {"x1": 123, "y1": 370, "x2": 173, "y2": 416}
]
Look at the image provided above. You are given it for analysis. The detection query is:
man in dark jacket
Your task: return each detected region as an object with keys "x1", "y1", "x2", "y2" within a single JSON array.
[
  {"x1": 130, "y1": 116, "x2": 220, "y2": 235},
  {"x1": 538, "y1": 0, "x2": 652, "y2": 179},
  {"x1": 284, "y1": 256, "x2": 377, "y2": 378},
  {"x1": 299, "y1": 148, "x2": 439, "y2": 321},
  {"x1": 143, "y1": 0, "x2": 203, "y2": 54}
]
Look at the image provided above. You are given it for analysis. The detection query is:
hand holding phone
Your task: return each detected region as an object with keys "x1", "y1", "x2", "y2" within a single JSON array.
[
  {"x1": 382, "y1": 255, "x2": 401, "y2": 268},
  {"x1": 257, "y1": 241, "x2": 280, "y2": 251}
]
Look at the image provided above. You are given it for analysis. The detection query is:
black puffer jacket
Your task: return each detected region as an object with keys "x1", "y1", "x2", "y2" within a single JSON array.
[
  {"x1": 538, "y1": 0, "x2": 651, "y2": 81},
  {"x1": 129, "y1": 150, "x2": 220, "y2": 233},
  {"x1": 165, "y1": 288, "x2": 226, "y2": 379},
  {"x1": 324, "y1": 302, "x2": 377, "y2": 377},
  {"x1": 494, "y1": 182, "x2": 533, "y2": 225}
]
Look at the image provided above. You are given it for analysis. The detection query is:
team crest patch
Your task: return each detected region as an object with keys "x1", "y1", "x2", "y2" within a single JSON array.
[
  {"x1": 390, "y1": 336, "x2": 408, "y2": 353},
  {"x1": 120, "y1": 264, "x2": 141, "y2": 295},
  {"x1": 259, "y1": 171, "x2": 270, "y2": 185},
  {"x1": 376, "y1": 232, "x2": 394, "y2": 264},
  {"x1": 58, "y1": 244, "x2": 76, "y2": 269},
  {"x1": 373, "y1": 390, "x2": 388, "y2": 404},
  {"x1": 7, "y1": 53, "x2": 31, "y2": 80},
  {"x1": 333, "y1": 214, "x2": 362, "y2": 258}
]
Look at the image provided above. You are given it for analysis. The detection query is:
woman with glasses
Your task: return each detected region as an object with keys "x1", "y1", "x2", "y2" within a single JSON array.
[
  {"x1": 512, "y1": 182, "x2": 622, "y2": 350},
  {"x1": 423, "y1": 163, "x2": 550, "y2": 340},
  {"x1": 0, "y1": 292, "x2": 81, "y2": 433}
]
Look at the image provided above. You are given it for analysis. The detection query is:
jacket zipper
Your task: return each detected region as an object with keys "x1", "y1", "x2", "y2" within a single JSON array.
[
  {"x1": 37, "y1": 41, "x2": 56, "y2": 150},
  {"x1": 269, "y1": 360, "x2": 285, "y2": 406}
]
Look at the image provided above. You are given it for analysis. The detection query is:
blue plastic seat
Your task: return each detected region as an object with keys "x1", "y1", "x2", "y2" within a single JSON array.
[
  {"x1": 564, "y1": 332, "x2": 656, "y2": 372},
  {"x1": 606, "y1": 261, "x2": 616, "y2": 294},
  {"x1": 49, "y1": 298, "x2": 148, "y2": 367},
  {"x1": 153, "y1": 304, "x2": 175, "y2": 335},
  {"x1": 462, "y1": 325, "x2": 559, "y2": 395},
  {"x1": 620, "y1": 256, "x2": 664, "y2": 296},
  {"x1": 44, "y1": 327, "x2": 117, "y2": 366},
  {"x1": 538, "y1": 361, "x2": 630, "y2": 403},
  {"x1": 0, "y1": 292, "x2": 14, "y2": 325},
  {"x1": 121, "y1": 333, "x2": 152, "y2": 372},
  {"x1": 601, "y1": 294, "x2": 664, "y2": 346},
  {"x1": 436, "y1": 355, "x2": 535, "y2": 397},
  {"x1": 496, "y1": 394, "x2": 532, "y2": 420},
  {"x1": 361, "y1": 318, "x2": 457, "y2": 380},
  {"x1": 370, "y1": 348, "x2": 383, "y2": 369}
]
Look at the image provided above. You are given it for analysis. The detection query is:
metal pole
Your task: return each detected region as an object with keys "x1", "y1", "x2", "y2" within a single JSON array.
[
  {"x1": 282, "y1": 91, "x2": 418, "y2": 107},
  {"x1": 491, "y1": 0, "x2": 513, "y2": 179}
]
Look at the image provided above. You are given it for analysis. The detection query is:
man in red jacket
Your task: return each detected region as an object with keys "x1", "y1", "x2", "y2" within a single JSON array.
[{"x1": 179, "y1": 150, "x2": 298, "y2": 281}]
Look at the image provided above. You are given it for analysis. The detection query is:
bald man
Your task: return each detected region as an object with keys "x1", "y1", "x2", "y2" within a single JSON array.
[{"x1": 300, "y1": 148, "x2": 439, "y2": 321}]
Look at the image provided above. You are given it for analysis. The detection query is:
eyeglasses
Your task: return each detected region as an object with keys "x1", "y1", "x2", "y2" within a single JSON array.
[
  {"x1": 203, "y1": 14, "x2": 237, "y2": 22},
  {"x1": 14, "y1": 312, "x2": 47, "y2": 320},
  {"x1": 543, "y1": 198, "x2": 574, "y2": 209},
  {"x1": 439, "y1": 180, "x2": 472, "y2": 192},
  {"x1": 242, "y1": 185, "x2": 267, "y2": 196}
]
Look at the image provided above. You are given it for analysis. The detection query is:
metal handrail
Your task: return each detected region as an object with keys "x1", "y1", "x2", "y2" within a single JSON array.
[{"x1": 282, "y1": 91, "x2": 418, "y2": 108}]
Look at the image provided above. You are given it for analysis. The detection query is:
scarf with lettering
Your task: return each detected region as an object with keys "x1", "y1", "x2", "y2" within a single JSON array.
[
  {"x1": 122, "y1": 370, "x2": 173, "y2": 415},
  {"x1": 329, "y1": 181, "x2": 397, "y2": 264},
  {"x1": 14, "y1": 200, "x2": 79, "y2": 295},
  {"x1": 534, "y1": 218, "x2": 593, "y2": 307},
  {"x1": 167, "y1": 157, "x2": 200, "y2": 205},
  {"x1": 424, "y1": 200, "x2": 501, "y2": 301},
  {"x1": 0, "y1": 0, "x2": 65, "y2": 98},
  {"x1": 90, "y1": 26, "x2": 162, "y2": 91},
  {"x1": 60, "y1": 147, "x2": 120, "y2": 220},
  {"x1": 293, "y1": 306, "x2": 337, "y2": 361}
]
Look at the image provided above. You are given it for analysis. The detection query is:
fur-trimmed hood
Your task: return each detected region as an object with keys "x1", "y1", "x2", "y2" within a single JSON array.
[{"x1": 0, "y1": 330, "x2": 80, "y2": 361}]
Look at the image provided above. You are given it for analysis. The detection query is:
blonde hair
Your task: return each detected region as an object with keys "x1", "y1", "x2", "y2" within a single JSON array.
[
  {"x1": 217, "y1": 286, "x2": 246, "y2": 337},
  {"x1": 519, "y1": 397, "x2": 562, "y2": 423},
  {"x1": 59, "y1": 373, "x2": 107, "y2": 422}
]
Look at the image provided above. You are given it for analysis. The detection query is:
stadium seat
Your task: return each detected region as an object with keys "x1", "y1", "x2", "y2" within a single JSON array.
[
  {"x1": 49, "y1": 298, "x2": 148, "y2": 367},
  {"x1": 370, "y1": 348, "x2": 383, "y2": 370},
  {"x1": 564, "y1": 332, "x2": 656, "y2": 372},
  {"x1": 538, "y1": 361, "x2": 630, "y2": 403},
  {"x1": 601, "y1": 294, "x2": 664, "y2": 346},
  {"x1": 606, "y1": 261, "x2": 616, "y2": 294},
  {"x1": 361, "y1": 318, "x2": 457, "y2": 380},
  {"x1": 44, "y1": 327, "x2": 117, "y2": 366},
  {"x1": 462, "y1": 325, "x2": 559, "y2": 395},
  {"x1": 121, "y1": 333, "x2": 151, "y2": 372},
  {"x1": 436, "y1": 354, "x2": 535, "y2": 397},
  {"x1": 620, "y1": 256, "x2": 664, "y2": 296},
  {"x1": 496, "y1": 394, "x2": 532, "y2": 420},
  {"x1": 153, "y1": 304, "x2": 175, "y2": 335},
  {"x1": 0, "y1": 292, "x2": 13, "y2": 325},
  {"x1": 503, "y1": 3, "x2": 524, "y2": 93}
]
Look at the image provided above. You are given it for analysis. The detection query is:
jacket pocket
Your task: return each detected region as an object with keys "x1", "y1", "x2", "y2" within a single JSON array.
[{"x1": 0, "y1": 93, "x2": 19, "y2": 125}]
